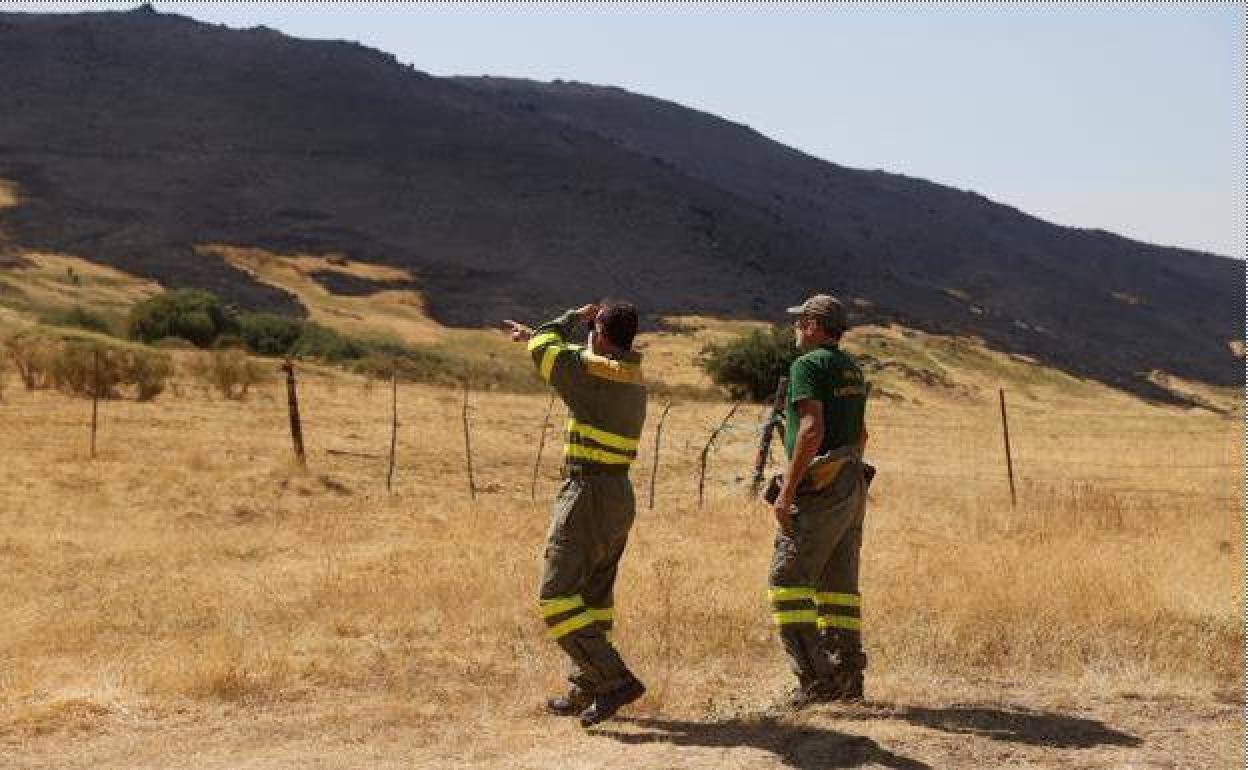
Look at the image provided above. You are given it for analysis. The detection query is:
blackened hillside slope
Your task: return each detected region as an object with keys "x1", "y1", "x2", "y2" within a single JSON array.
[
  {"x1": 457, "y1": 77, "x2": 1244, "y2": 394},
  {"x1": 0, "y1": 9, "x2": 1239, "y2": 399}
]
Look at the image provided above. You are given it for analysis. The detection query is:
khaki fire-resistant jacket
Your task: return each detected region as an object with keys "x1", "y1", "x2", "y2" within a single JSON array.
[{"x1": 526, "y1": 310, "x2": 647, "y2": 475}]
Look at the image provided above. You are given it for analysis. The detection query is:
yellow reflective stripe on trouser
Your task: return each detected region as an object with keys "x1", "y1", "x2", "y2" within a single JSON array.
[
  {"x1": 567, "y1": 420, "x2": 639, "y2": 452},
  {"x1": 816, "y1": 592, "x2": 861, "y2": 607},
  {"x1": 588, "y1": 607, "x2": 615, "y2": 623},
  {"x1": 540, "y1": 595, "x2": 585, "y2": 618},
  {"x1": 772, "y1": 609, "x2": 818, "y2": 626},
  {"x1": 769, "y1": 586, "x2": 816, "y2": 603},
  {"x1": 818, "y1": 616, "x2": 862, "y2": 631},
  {"x1": 547, "y1": 611, "x2": 596, "y2": 639},
  {"x1": 564, "y1": 443, "x2": 633, "y2": 465},
  {"x1": 527, "y1": 331, "x2": 561, "y2": 353}
]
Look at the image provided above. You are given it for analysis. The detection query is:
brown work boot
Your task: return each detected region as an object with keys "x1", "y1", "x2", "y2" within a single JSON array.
[{"x1": 545, "y1": 685, "x2": 592, "y2": 716}]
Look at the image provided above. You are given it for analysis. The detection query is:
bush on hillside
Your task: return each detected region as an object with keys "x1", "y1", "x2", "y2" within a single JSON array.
[
  {"x1": 49, "y1": 340, "x2": 126, "y2": 398},
  {"x1": 127, "y1": 289, "x2": 238, "y2": 348},
  {"x1": 290, "y1": 322, "x2": 366, "y2": 362},
  {"x1": 4, "y1": 328, "x2": 59, "y2": 390},
  {"x1": 698, "y1": 325, "x2": 797, "y2": 401},
  {"x1": 190, "y1": 348, "x2": 272, "y2": 400},
  {"x1": 238, "y1": 313, "x2": 304, "y2": 356},
  {"x1": 124, "y1": 348, "x2": 174, "y2": 401},
  {"x1": 47, "y1": 339, "x2": 173, "y2": 400}
]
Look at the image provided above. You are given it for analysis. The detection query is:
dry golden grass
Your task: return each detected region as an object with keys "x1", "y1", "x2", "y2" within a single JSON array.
[
  {"x1": 0, "y1": 246, "x2": 1240, "y2": 765},
  {"x1": 0, "y1": 252, "x2": 161, "y2": 330},
  {"x1": 0, "y1": 344, "x2": 1240, "y2": 767},
  {"x1": 0, "y1": 179, "x2": 19, "y2": 209},
  {"x1": 204, "y1": 245, "x2": 443, "y2": 345}
]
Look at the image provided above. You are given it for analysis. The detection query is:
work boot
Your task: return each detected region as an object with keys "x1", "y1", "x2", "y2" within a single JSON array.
[
  {"x1": 826, "y1": 667, "x2": 864, "y2": 701},
  {"x1": 579, "y1": 676, "x2": 646, "y2": 727},
  {"x1": 777, "y1": 677, "x2": 839, "y2": 711},
  {"x1": 820, "y1": 630, "x2": 866, "y2": 701},
  {"x1": 545, "y1": 685, "x2": 592, "y2": 716}
]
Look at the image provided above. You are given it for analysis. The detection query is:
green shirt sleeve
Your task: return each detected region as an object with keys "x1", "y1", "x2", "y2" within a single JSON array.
[{"x1": 788, "y1": 354, "x2": 823, "y2": 403}]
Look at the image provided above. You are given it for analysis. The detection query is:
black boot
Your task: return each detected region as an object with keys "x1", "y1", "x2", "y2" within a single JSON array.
[
  {"x1": 822, "y1": 629, "x2": 867, "y2": 701},
  {"x1": 579, "y1": 676, "x2": 646, "y2": 727},
  {"x1": 545, "y1": 685, "x2": 592, "y2": 716}
]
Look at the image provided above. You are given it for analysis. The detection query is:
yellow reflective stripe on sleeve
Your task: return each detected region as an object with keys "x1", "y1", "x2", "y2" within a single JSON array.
[
  {"x1": 527, "y1": 331, "x2": 561, "y2": 353},
  {"x1": 582, "y1": 352, "x2": 643, "y2": 384},
  {"x1": 539, "y1": 345, "x2": 561, "y2": 383},
  {"x1": 816, "y1": 592, "x2": 861, "y2": 607},
  {"x1": 567, "y1": 420, "x2": 639, "y2": 452},
  {"x1": 564, "y1": 443, "x2": 633, "y2": 465},
  {"x1": 818, "y1": 615, "x2": 863, "y2": 631},
  {"x1": 540, "y1": 595, "x2": 585, "y2": 618},
  {"x1": 547, "y1": 611, "x2": 596, "y2": 639},
  {"x1": 772, "y1": 609, "x2": 819, "y2": 626},
  {"x1": 768, "y1": 586, "x2": 816, "y2": 602},
  {"x1": 588, "y1": 607, "x2": 614, "y2": 622}
]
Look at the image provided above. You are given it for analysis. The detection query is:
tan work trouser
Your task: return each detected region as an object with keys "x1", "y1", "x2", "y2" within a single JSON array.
[
  {"x1": 767, "y1": 459, "x2": 868, "y2": 688},
  {"x1": 538, "y1": 474, "x2": 637, "y2": 695}
]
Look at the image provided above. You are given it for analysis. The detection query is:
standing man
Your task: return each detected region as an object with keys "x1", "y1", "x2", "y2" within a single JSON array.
[
  {"x1": 766, "y1": 293, "x2": 870, "y2": 706},
  {"x1": 504, "y1": 301, "x2": 647, "y2": 728}
]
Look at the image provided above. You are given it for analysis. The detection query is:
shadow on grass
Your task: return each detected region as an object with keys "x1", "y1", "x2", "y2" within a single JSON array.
[
  {"x1": 592, "y1": 715, "x2": 931, "y2": 770},
  {"x1": 892, "y1": 703, "x2": 1141, "y2": 749},
  {"x1": 591, "y1": 702, "x2": 1140, "y2": 768}
]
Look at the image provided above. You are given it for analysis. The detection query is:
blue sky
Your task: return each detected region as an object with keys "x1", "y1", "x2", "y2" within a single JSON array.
[{"x1": 8, "y1": 2, "x2": 1244, "y2": 257}]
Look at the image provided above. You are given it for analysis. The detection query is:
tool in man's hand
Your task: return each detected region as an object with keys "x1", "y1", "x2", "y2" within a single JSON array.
[{"x1": 749, "y1": 376, "x2": 789, "y2": 497}]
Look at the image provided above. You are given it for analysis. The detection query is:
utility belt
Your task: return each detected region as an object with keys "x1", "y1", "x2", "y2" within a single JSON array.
[
  {"x1": 764, "y1": 445, "x2": 873, "y2": 503},
  {"x1": 561, "y1": 462, "x2": 631, "y2": 479}
]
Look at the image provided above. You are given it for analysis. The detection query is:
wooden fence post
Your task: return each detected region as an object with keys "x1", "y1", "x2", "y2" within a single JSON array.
[
  {"x1": 530, "y1": 392, "x2": 556, "y2": 500},
  {"x1": 999, "y1": 388, "x2": 1017, "y2": 508},
  {"x1": 698, "y1": 401, "x2": 742, "y2": 509},
  {"x1": 462, "y1": 383, "x2": 476, "y2": 501},
  {"x1": 386, "y1": 368, "x2": 398, "y2": 490},
  {"x1": 89, "y1": 348, "x2": 99, "y2": 459},
  {"x1": 649, "y1": 401, "x2": 672, "y2": 510},
  {"x1": 281, "y1": 359, "x2": 306, "y2": 467}
]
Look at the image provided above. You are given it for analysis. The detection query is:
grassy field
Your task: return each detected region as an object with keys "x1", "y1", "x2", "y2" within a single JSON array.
[
  {"x1": 0, "y1": 246, "x2": 1242, "y2": 767},
  {"x1": 0, "y1": 331, "x2": 1240, "y2": 767}
]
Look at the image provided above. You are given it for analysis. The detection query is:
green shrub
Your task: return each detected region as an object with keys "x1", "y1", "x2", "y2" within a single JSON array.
[
  {"x1": 290, "y1": 322, "x2": 366, "y2": 362},
  {"x1": 127, "y1": 289, "x2": 238, "y2": 348},
  {"x1": 238, "y1": 313, "x2": 304, "y2": 356},
  {"x1": 41, "y1": 305, "x2": 115, "y2": 335},
  {"x1": 190, "y1": 349, "x2": 272, "y2": 400},
  {"x1": 698, "y1": 325, "x2": 797, "y2": 401},
  {"x1": 4, "y1": 328, "x2": 59, "y2": 390}
]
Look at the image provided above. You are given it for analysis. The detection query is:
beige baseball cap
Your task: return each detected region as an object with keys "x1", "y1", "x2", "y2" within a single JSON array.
[{"x1": 786, "y1": 293, "x2": 848, "y2": 331}]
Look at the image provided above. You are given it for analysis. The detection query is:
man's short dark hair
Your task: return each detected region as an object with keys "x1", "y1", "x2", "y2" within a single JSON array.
[{"x1": 599, "y1": 300, "x2": 638, "y2": 350}]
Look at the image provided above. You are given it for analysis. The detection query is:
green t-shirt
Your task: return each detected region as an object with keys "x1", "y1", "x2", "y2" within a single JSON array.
[{"x1": 783, "y1": 344, "x2": 867, "y2": 459}]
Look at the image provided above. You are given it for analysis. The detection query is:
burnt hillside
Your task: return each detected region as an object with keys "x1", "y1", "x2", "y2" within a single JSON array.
[{"x1": 0, "y1": 8, "x2": 1240, "y2": 399}]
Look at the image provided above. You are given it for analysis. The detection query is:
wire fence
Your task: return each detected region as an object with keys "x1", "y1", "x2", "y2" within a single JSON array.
[{"x1": 0, "y1": 368, "x2": 1241, "y2": 511}]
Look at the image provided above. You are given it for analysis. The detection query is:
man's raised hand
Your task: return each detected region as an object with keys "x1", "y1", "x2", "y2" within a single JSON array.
[{"x1": 502, "y1": 319, "x2": 534, "y2": 343}]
